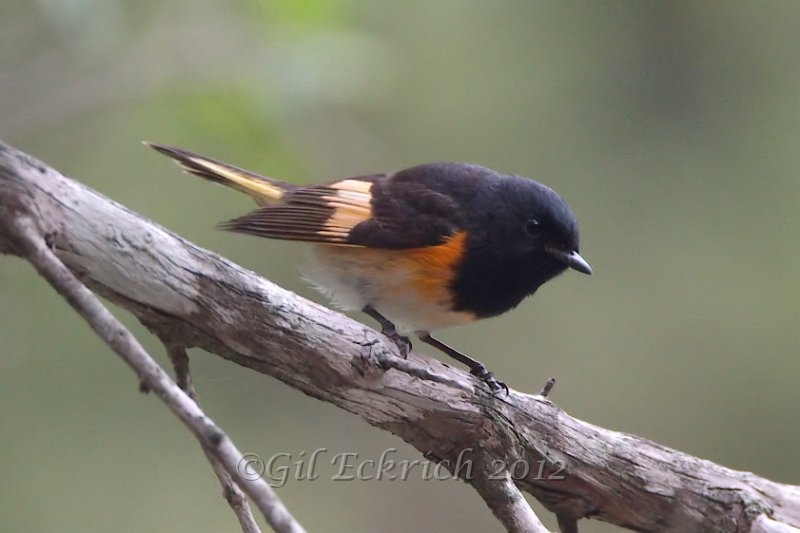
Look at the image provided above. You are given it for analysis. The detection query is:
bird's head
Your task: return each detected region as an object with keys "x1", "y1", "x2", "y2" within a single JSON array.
[{"x1": 483, "y1": 176, "x2": 592, "y2": 286}]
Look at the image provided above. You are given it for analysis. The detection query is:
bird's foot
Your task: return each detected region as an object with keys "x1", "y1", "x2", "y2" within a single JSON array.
[
  {"x1": 469, "y1": 363, "x2": 509, "y2": 396},
  {"x1": 362, "y1": 305, "x2": 411, "y2": 358},
  {"x1": 382, "y1": 325, "x2": 412, "y2": 358}
]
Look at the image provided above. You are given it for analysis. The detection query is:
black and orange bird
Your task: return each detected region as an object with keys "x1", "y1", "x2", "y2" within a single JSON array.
[{"x1": 148, "y1": 144, "x2": 592, "y2": 393}]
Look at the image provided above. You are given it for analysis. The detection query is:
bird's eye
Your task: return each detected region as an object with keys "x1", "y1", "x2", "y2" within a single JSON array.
[{"x1": 524, "y1": 218, "x2": 543, "y2": 236}]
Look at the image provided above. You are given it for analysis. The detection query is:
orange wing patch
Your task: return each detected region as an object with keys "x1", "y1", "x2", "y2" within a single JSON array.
[
  {"x1": 321, "y1": 179, "x2": 373, "y2": 238},
  {"x1": 220, "y1": 178, "x2": 374, "y2": 244}
]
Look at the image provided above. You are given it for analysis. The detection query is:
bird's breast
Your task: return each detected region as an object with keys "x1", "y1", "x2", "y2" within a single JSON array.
[{"x1": 307, "y1": 234, "x2": 476, "y2": 332}]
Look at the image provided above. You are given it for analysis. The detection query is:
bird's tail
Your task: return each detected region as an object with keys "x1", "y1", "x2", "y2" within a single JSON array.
[{"x1": 146, "y1": 142, "x2": 293, "y2": 205}]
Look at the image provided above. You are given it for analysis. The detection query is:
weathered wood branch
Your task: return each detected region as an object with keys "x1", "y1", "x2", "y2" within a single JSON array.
[
  {"x1": 2, "y1": 186, "x2": 302, "y2": 533},
  {"x1": 164, "y1": 343, "x2": 262, "y2": 533},
  {"x1": 1, "y1": 141, "x2": 798, "y2": 532}
]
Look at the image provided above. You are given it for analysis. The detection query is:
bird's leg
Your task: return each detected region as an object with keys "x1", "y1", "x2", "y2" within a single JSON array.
[
  {"x1": 362, "y1": 305, "x2": 411, "y2": 358},
  {"x1": 417, "y1": 332, "x2": 508, "y2": 395}
]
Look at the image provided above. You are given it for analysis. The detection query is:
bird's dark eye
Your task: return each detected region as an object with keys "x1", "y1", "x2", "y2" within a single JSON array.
[{"x1": 524, "y1": 218, "x2": 543, "y2": 236}]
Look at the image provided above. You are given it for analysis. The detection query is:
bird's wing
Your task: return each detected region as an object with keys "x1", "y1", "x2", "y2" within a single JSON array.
[{"x1": 221, "y1": 172, "x2": 464, "y2": 248}]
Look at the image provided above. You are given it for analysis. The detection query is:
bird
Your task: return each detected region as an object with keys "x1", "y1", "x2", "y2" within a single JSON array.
[{"x1": 147, "y1": 143, "x2": 591, "y2": 394}]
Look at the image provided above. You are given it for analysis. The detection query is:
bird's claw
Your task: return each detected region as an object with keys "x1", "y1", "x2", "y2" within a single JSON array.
[
  {"x1": 383, "y1": 329, "x2": 412, "y2": 358},
  {"x1": 469, "y1": 365, "x2": 509, "y2": 396}
]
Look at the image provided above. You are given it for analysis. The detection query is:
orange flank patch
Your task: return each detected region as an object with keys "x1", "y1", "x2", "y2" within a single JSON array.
[
  {"x1": 400, "y1": 231, "x2": 467, "y2": 304},
  {"x1": 312, "y1": 231, "x2": 475, "y2": 329}
]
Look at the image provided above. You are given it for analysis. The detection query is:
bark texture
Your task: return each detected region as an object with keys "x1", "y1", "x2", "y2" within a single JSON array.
[{"x1": 1, "y1": 141, "x2": 798, "y2": 532}]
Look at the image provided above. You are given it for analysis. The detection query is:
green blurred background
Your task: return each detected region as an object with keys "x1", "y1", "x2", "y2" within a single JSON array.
[{"x1": 1, "y1": 1, "x2": 799, "y2": 531}]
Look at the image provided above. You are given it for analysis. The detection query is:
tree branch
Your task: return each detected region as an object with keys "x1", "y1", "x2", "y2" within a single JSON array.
[
  {"x1": 0, "y1": 172, "x2": 304, "y2": 533},
  {"x1": 1, "y1": 141, "x2": 799, "y2": 532},
  {"x1": 165, "y1": 343, "x2": 261, "y2": 533},
  {"x1": 470, "y1": 458, "x2": 550, "y2": 533}
]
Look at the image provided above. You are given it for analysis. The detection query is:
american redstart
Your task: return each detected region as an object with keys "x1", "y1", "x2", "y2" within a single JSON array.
[{"x1": 148, "y1": 143, "x2": 591, "y2": 393}]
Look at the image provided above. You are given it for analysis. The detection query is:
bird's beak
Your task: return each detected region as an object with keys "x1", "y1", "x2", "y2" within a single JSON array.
[{"x1": 547, "y1": 248, "x2": 593, "y2": 275}]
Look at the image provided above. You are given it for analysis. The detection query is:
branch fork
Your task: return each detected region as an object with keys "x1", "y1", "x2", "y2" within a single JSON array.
[{"x1": 2, "y1": 141, "x2": 798, "y2": 533}]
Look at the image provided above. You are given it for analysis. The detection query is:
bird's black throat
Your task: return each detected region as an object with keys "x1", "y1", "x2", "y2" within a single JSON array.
[{"x1": 450, "y1": 247, "x2": 567, "y2": 318}]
